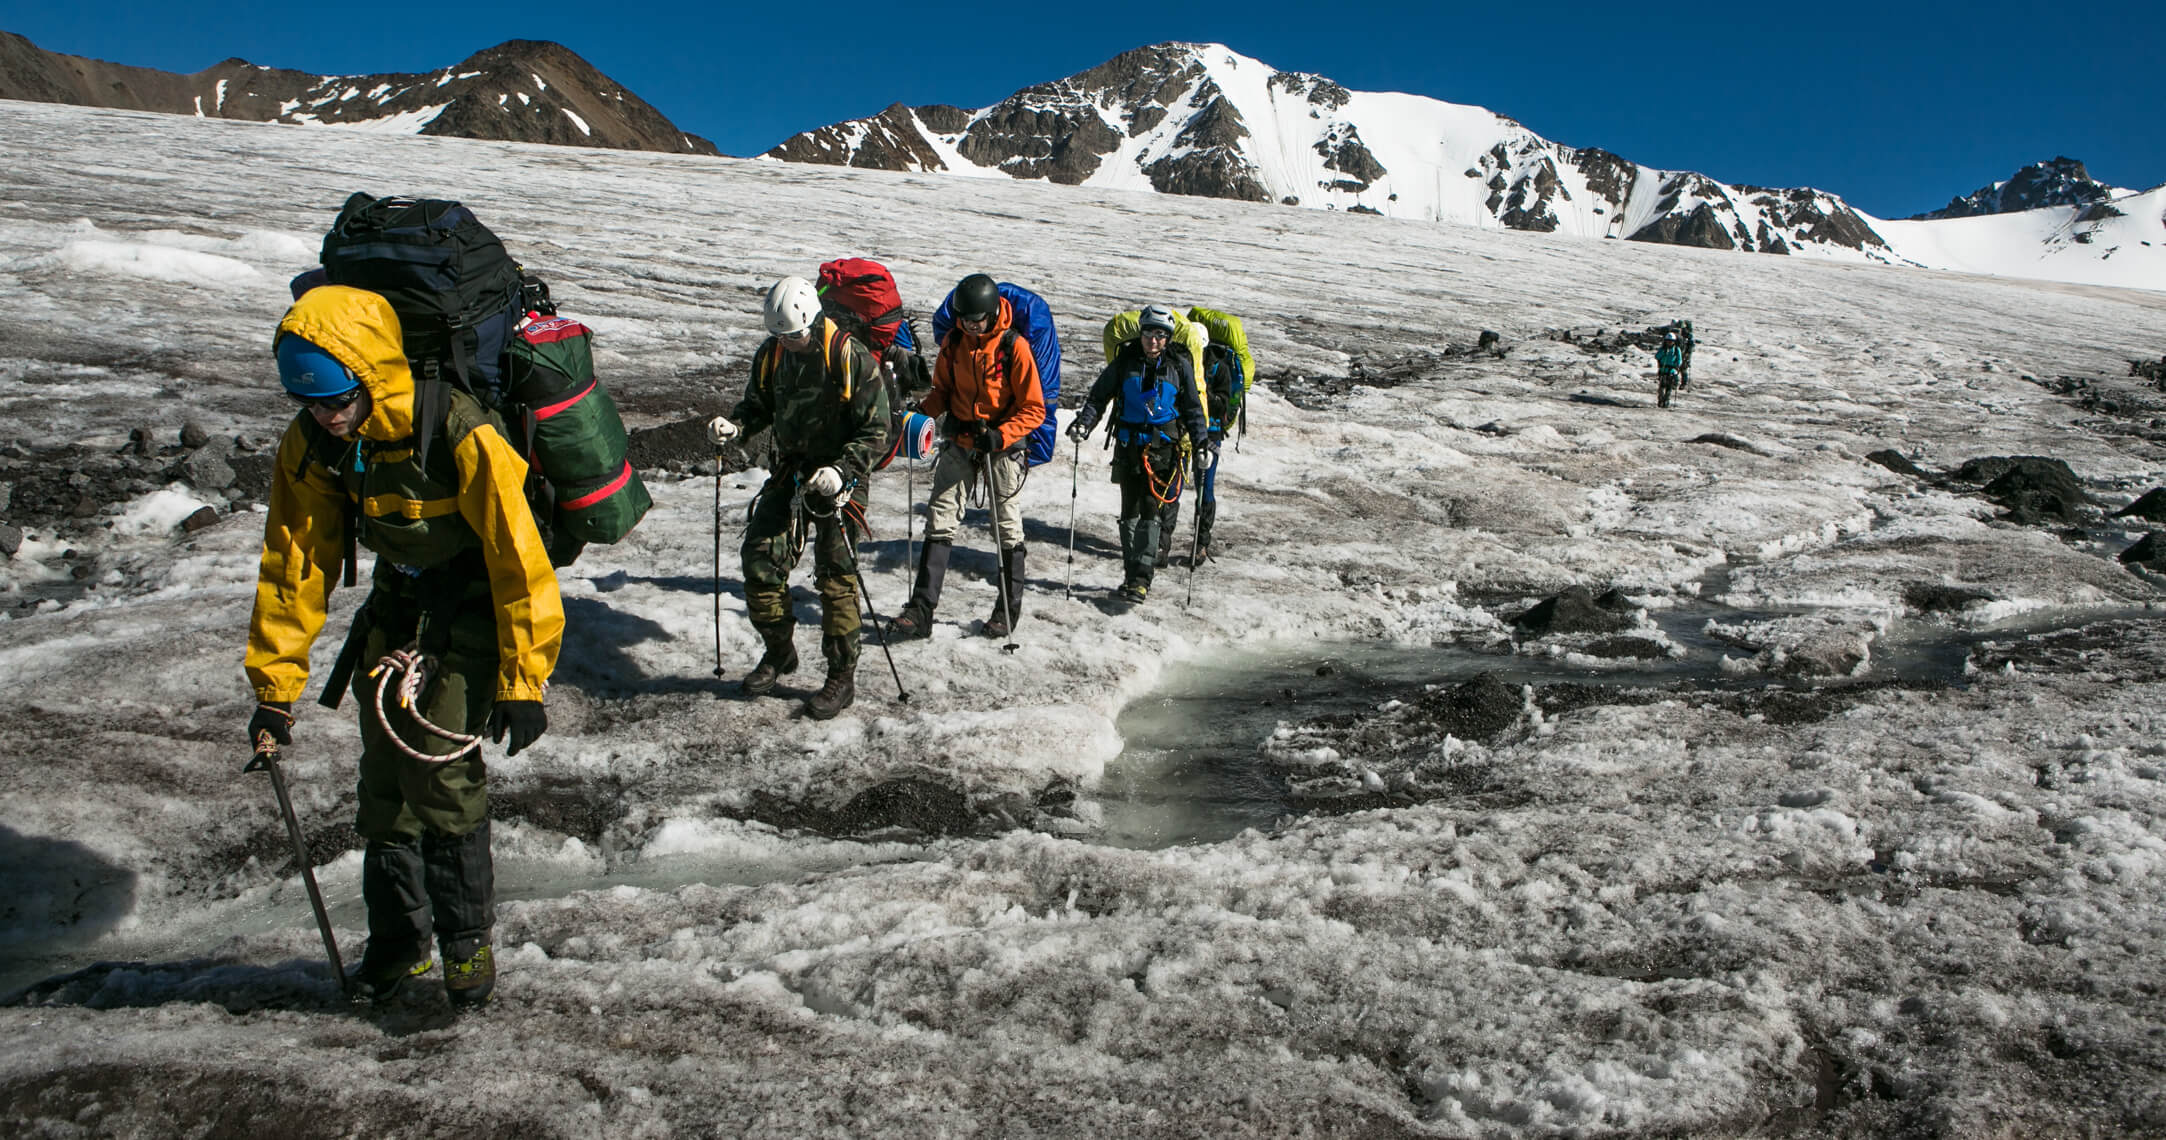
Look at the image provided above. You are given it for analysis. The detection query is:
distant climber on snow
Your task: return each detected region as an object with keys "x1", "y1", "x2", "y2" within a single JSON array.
[{"x1": 1656, "y1": 330, "x2": 1684, "y2": 409}]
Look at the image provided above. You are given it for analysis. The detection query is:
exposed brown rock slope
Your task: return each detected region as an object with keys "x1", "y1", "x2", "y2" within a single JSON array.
[{"x1": 0, "y1": 32, "x2": 718, "y2": 156}]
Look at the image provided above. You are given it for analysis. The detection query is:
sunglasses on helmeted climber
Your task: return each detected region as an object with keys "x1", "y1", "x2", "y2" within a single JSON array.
[{"x1": 286, "y1": 385, "x2": 365, "y2": 412}]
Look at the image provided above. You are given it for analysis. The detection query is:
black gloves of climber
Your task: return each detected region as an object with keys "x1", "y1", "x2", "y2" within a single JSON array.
[
  {"x1": 248, "y1": 701, "x2": 294, "y2": 748},
  {"x1": 487, "y1": 700, "x2": 548, "y2": 757}
]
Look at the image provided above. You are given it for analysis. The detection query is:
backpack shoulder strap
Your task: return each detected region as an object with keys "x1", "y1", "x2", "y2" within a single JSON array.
[
  {"x1": 755, "y1": 338, "x2": 782, "y2": 397},
  {"x1": 823, "y1": 323, "x2": 856, "y2": 402}
]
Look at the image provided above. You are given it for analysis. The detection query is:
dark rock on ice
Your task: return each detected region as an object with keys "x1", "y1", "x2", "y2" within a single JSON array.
[
  {"x1": 180, "y1": 506, "x2": 219, "y2": 534},
  {"x1": 2110, "y1": 488, "x2": 2166, "y2": 521},
  {"x1": 1580, "y1": 636, "x2": 1668, "y2": 659},
  {"x1": 747, "y1": 777, "x2": 979, "y2": 840},
  {"x1": 179, "y1": 421, "x2": 210, "y2": 449},
  {"x1": 227, "y1": 454, "x2": 273, "y2": 503},
  {"x1": 1511, "y1": 584, "x2": 1633, "y2": 635},
  {"x1": 1903, "y1": 583, "x2": 1993, "y2": 613},
  {"x1": 1416, "y1": 673, "x2": 1525, "y2": 742},
  {"x1": 179, "y1": 449, "x2": 235, "y2": 491},
  {"x1": 1978, "y1": 457, "x2": 2091, "y2": 524},
  {"x1": 2119, "y1": 532, "x2": 2166, "y2": 568},
  {"x1": 627, "y1": 416, "x2": 757, "y2": 477},
  {"x1": 1865, "y1": 449, "x2": 1929, "y2": 478},
  {"x1": 0, "y1": 523, "x2": 21, "y2": 556}
]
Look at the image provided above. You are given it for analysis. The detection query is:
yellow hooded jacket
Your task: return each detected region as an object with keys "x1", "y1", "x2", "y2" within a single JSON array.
[{"x1": 245, "y1": 285, "x2": 563, "y2": 705}]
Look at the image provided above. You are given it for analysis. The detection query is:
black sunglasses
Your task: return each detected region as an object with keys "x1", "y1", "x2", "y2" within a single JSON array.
[{"x1": 287, "y1": 386, "x2": 365, "y2": 412}]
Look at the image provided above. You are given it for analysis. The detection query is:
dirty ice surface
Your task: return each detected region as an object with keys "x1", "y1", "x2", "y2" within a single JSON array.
[{"x1": 2, "y1": 101, "x2": 2165, "y2": 1137}]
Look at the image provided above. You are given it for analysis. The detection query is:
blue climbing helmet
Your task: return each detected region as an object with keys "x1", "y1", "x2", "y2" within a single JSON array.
[{"x1": 275, "y1": 335, "x2": 361, "y2": 400}]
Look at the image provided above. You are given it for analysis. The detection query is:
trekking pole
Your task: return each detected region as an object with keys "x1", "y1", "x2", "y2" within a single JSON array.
[
  {"x1": 1185, "y1": 482, "x2": 1204, "y2": 608},
  {"x1": 853, "y1": 549, "x2": 911, "y2": 704},
  {"x1": 984, "y1": 446, "x2": 1020, "y2": 653},
  {"x1": 244, "y1": 733, "x2": 348, "y2": 996},
  {"x1": 723, "y1": 452, "x2": 732, "y2": 680},
  {"x1": 1064, "y1": 438, "x2": 1080, "y2": 598}
]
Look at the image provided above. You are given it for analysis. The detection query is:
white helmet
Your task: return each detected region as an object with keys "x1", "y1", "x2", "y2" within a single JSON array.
[{"x1": 763, "y1": 276, "x2": 820, "y2": 337}]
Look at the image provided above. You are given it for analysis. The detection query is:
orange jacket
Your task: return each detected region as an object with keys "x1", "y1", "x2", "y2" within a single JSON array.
[{"x1": 922, "y1": 296, "x2": 1046, "y2": 452}]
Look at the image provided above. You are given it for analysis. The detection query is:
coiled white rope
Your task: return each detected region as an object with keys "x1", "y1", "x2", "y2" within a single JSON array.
[{"x1": 369, "y1": 648, "x2": 479, "y2": 763}]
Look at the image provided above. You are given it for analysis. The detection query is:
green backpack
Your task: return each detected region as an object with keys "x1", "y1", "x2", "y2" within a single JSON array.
[{"x1": 502, "y1": 315, "x2": 652, "y2": 565}]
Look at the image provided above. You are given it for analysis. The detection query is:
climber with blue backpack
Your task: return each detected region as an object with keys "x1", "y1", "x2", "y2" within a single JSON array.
[
  {"x1": 1067, "y1": 305, "x2": 1210, "y2": 608},
  {"x1": 885, "y1": 273, "x2": 1047, "y2": 640}
]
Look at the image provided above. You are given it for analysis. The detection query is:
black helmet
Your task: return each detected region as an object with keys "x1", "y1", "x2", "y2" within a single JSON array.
[
  {"x1": 954, "y1": 274, "x2": 1000, "y2": 322},
  {"x1": 1138, "y1": 304, "x2": 1177, "y2": 337}
]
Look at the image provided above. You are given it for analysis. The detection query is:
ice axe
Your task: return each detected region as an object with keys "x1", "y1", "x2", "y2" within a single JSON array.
[{"x1": 245, "y1": 733, "x2": 348, "y2": 997}]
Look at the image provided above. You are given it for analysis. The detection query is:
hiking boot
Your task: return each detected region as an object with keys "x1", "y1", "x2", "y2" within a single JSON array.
[
  {"x1": 805, "y1": 668, "x2": 855, "y2": 720},
  {"x1": 1116, "y1": 582, "x2": 1148, "y2": 606},
  {"x1": 442, "y1": 939, "x2": 495, "y2": 1010},
  {"x1": 743, "y1": 624, "x2": 798, "y2": 697},
  {"x1": 347, "y1": 942, "x2": 432, "y2": 1004},
  {"x1": 886, "y1": 602, "x2": 933, "y2": 641},
  {"x1": 983, "y1": 545, "x2": 1027, "y2": 638}
]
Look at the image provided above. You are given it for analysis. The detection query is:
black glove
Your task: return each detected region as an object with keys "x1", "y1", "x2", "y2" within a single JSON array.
[
  {"x1": 248, "y1": 701, "x2": 294, "y2": 748},
  {"x1": 1067, "y1": 407, "x2": 1097, "y2": 442},
  {"x1": 486, "y1": 700, "x2": 548, "y2": 757}
]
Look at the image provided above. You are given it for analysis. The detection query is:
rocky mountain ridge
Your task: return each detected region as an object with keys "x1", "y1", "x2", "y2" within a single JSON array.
[
  {"x1": 1912, "y1": 156, "x2": 2121, "y2": 221},
  {"x1": 0, "y1": 32, "x2": 717, "y2": 156},
  {"x1": 763, "y1": 42, "x2": 2152, "y2": 278}
]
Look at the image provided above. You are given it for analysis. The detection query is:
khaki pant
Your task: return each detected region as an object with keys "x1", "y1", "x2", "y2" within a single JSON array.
[{"x1": 925, "y1": 442, "x2": 1025, "y2": 551}]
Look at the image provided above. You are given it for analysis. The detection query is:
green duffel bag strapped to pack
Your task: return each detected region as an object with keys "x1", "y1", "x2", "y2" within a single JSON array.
[{"x1": 503, "y1": 312, "x2": 652, "y2": 565}]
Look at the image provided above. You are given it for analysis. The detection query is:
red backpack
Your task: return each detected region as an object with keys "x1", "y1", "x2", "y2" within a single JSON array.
[{"x1": 816, "y1": 258, "x2": 906, "y2": 351}]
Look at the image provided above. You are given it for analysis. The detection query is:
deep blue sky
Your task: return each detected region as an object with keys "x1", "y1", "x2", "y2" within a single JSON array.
[{"x1": 4, "y1": 1, "x2": 2157, "y2": 219}]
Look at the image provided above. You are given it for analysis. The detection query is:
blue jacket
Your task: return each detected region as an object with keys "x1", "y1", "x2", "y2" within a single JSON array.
[{"x1": 1079, "y1": 342, "x2": 1206, "y2": 448}]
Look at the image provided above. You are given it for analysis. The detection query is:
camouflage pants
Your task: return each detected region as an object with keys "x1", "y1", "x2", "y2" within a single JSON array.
[
  {"x1": 742, "y1": 475, "x2": 865, "y2": 669},
  {"x1": 348, "y1": 568, "x2": 498, "y2": 960},
  {"x1": 350, "y1": 572, "x2": 495, "y2": 842}
]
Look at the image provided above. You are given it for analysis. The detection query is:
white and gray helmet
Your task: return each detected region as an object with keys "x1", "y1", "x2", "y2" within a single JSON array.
[{"x1": 763, "y1": 276, "x2": 821, "y2": 337}]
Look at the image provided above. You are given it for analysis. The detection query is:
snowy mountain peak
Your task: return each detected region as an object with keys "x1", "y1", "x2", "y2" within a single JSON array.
[
  {"x1": 762, "y1": 41, "x2": 1901, "y2": 264},
  {"x1": 0, "y1": 31, "x2": 717, "y2": 154},
  {"x1": 1911, "y1": 156, "x2": 2121, "y2": 220}
]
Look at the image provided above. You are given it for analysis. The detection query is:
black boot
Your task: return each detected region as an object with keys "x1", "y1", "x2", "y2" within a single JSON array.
[
  {"x1": 1195, "y1": 499, "x2": 1217, "y2": 563},
  {"x1": 743, "y1": 622, "x2": 798, "y2": 696},
  {"x1": 349, "y1": 840, "x2": 431, "y2": 1002},
  {"x1": 1157, "y1": 498, "x2": 1181, "y2": 568},
  {"x1": 805, "y1": 663, "x2": 856, "y2": 720},
  {"x1": 889, "y1": 539, "x2": 950, "y2": 640},
  {"x1": 984, "y1": 545, "x2": 1027, "y2": 638},
  {"x1": 424, "y1": 822, "x2": 495, "y2": 1008}
]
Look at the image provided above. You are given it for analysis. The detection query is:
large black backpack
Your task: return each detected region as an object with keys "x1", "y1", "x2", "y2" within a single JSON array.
[
  {"x1": 314, "y1": 192, "x2": 647, "y2": 565},
  {"x1": 320, "y1": 193, "x2": 526, "y2": 459}
]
